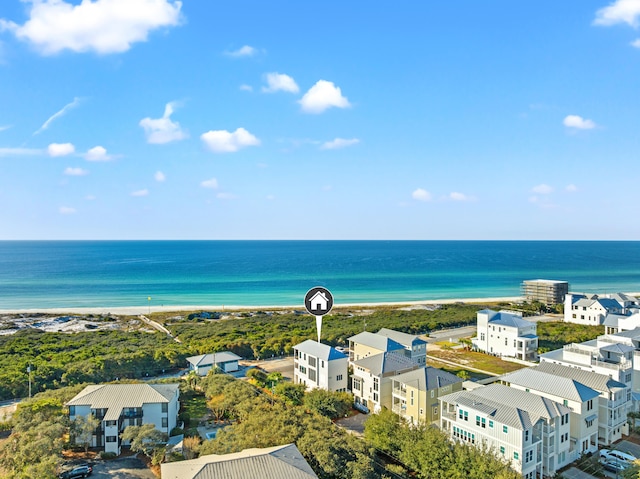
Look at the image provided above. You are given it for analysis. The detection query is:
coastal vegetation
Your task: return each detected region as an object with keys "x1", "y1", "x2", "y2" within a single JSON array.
[{"x1": 536, "y1": 321, "x2": 604, "y2": 353}]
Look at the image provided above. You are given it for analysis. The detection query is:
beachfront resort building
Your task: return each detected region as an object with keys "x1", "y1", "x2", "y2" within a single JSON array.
[
  {"x1": 293, "y1": 340, "x2": 348, "y2": 392},
  {"x1": 500, "y1": 367, "x2": 601, "y2": 457},
  {"x1": 66, "y1": 383, "x2": 180, "y2": 455},
  {"x1": 534, "y1": 362, "x2": 630, "y2": 445},
  {"x1": 391, "y1": 366, "x2": 463, "y2": 425},
  {"x1": 186, "y1": 351, "x2": 243, "y2": 376},
  {"x1": 521, "y1": 279, "x2": 569, "y2": 307},
  {"x1": 161, "y1": 444, "x2": 318, "y2": 479},
  {"x1": 351, "y1": 351, "x2": 421, "y2": 413},
  {"x1": 472, "y1": 309, "x2": 538, "y2": 361},
  {"x1": 440, "y1": 384, "x2": 572, "y2": 478}
]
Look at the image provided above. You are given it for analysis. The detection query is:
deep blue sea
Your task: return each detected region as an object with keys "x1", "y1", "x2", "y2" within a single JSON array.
[{"x1": 0, "y1": 241, "x2": 638, "y2": 309}]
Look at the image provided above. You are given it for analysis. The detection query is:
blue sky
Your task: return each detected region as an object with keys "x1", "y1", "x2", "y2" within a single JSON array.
[{"x1": 1, "y1": 0, "x2": 640, "y2": 240}]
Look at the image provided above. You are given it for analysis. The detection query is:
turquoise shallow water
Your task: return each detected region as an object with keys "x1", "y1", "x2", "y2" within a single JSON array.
[{"x1": 0, "y1": 241, "x2": 638, "y2": 309}]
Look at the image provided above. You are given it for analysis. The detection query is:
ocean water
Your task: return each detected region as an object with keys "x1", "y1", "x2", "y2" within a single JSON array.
[{"x1": 0, "y1": 241, "x2": 638, "y2": 309}]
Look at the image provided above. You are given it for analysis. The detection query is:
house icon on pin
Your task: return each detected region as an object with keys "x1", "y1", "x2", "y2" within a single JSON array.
[{"x1": 309, "y1": 290, "x2": 329, "y2": 312}]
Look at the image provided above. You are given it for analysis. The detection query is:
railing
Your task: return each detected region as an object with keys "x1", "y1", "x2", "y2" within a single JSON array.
[
  {"x1": 392, "y1": 404, "x2": 406, "y2": 415},
  {"x1": 392, "y1": 387, "x2": 407, "y2": 398}
]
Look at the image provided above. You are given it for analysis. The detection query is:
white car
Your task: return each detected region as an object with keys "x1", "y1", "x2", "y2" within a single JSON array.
[{"x1": 599, "y1": 449, "x2": 637, "y2": 464}]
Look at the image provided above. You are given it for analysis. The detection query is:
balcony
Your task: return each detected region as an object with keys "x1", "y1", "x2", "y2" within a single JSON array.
[
  {"x1": 121, "y1": 410, "x2": 143, "y2": 419},
  {"x1": 393, "y1": 387, "x2": 407, "y2": 398}
]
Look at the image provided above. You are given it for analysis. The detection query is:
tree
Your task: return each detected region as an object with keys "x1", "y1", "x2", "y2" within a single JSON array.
[
  {"x1": 274, "y1": 382, "x2": 306, "y2": 406},
  {"x1": 120, "y1": 424, "x2": 167, "y2": 462},
  {"x1": 182, "y1": 436, "x2": 201, "y2": 460},
  {"x1": 72, "y1": 414, "x2": 101, "y2": 453},
  {"x1": 246, "y1": 368, "x2": 268, "y2": 387},
  {"x1": 207, "y1": 394, "x2": 228, "y2": 422},
  {"x1": 303, "y1": 389, "x2": 352, "y2": 420},
  {"x1": 363, "y1": 408, "x2": 405, "y2": 457}
]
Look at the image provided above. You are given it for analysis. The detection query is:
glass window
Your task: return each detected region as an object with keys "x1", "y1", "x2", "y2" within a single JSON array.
[
  {"x1": 162, "y1": 417, "x2": 168, "y2": 428},
  {"x1": 514, "y1": 452, "x2": 519, "y2": 460},
  {"x1": 503, "y1": 425, "x2": 508, "y2": 433},
  {"x1": 162, "y1": 403, "x2": 168, "y2": 413}
]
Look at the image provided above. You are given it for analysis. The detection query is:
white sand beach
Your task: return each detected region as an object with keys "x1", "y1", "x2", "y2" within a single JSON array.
[{"x1": 0, "y1": 296, "x2": 525, "y2": 316}]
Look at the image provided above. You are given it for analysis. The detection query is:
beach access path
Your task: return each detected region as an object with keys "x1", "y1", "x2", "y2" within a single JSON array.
[{"x1": 139, "y1": 315, "x2": 181, "y2": 343}]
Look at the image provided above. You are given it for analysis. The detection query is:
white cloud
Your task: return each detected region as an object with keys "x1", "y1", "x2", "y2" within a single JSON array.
[
  {"x1": 266, "y1": 194, "x2": 275, "y2": 201},
  {"x1": 85, "y1": 195, "x2": 96, "y2": 201},
  {"x1": 216, "y1": 192, "x2": 236, "y2": 200},
  {"x1": 1, "y1": 0, "x2": 183, "y2": 55},
  {"x1": 225, "y1": 45, "x2": 257, "y2": 57},
  {"x1": 262, "y1": 72, "x2": 299, "y2": 94},
  {"x1": 320, "y1": 138, "x2": 360, "y2": 150},
  {"x1": 154, "y1": 171, "x2": 166, "y2": 182},
  {"x1": 412, "y1": 188, "x2": 431, "y2": 202},
  {"x1": 632, "y1": 38, "x2": 640, "y2": 47},
  {"x1": 239, "y1": 84, "x2": 253, "y2": 92},
  {"x1": 594, "y1": 0, "x2": 640, "y2": 27},
  {"x1": 200, "y1": 177, "x2": 218, "y2": 189},
  {"x1": 566, "y1": 184, "x2": 578, "y2": 192},
  {"x1": 449, "y1": 192, "x2": 470, "y2": 201},
  {"x1": 84, "y1": 146, "x2": 111, "y2": 161},
  {"x1": 131, "y1": 189, "x2": 149, "y2": 197},
  {"x1": 201, "y1": 127, "x2": 260, "y2": 153},
  {"x1": 34, "y1": 97, "x2": 81, "y2": 135},
  {"x1": 563, "y1": 115, "x2": 596, "y2": 130},
  {"x1": 299, "y1": 80, "x2": 351, "y2": 114},
  {"x1": 59, "y1": 206, "x2": 76, "y2": 214},
  {"x1": 532, "y1": 184, "x2": 553, "y2": 195},
  {"x1": 48, "y1": 142, "x2": 75, "y2": 157},
  {"x1": 0, "y1": 125, "x2": 11, "y2": 132},
  {"x1": 64, "y1": 167, "x2": 88, "y2": 176},
  {"x1": 139, "y1": 102, "x2": 187, "y2": 144},
  {"x1": 0, "y1": 147, "x2": 42, "y2": 156}
]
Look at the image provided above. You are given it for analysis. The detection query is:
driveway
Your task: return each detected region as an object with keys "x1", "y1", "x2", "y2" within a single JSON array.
[
  {"x1": 335, "y1": 411, "x2": 368, "y2": 437},
  {"x1": 91, "y1": 456, "x2": 155, "y2": 479},
  {"x1": 561, "y1": 467, "x2": 599, "y2": 479}
]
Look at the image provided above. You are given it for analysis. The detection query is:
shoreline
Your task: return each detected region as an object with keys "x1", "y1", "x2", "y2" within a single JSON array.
[{"x1": 0, "y1": 296, "x2": 526, "y2": 316}]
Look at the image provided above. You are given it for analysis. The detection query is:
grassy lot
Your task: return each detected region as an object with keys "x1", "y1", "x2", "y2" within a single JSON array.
[
  {"x1": 180, "y1": 390, "x2": 209, "y2": 435},
  {"x1": 428, "y1": 349, "x2": 526, "y2": 375},
  {"x1": 426, "y1": 358, "x2": 492, "y2": 382}
]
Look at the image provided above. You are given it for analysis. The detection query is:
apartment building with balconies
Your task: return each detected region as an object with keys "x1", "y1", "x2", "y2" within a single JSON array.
[{"x1": 472, "y1": 309, "x2": 538, "y2": 361}]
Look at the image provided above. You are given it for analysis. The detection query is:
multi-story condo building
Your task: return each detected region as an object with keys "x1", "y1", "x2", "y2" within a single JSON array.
[
  {"x1": 535, "y1": 362, "x2": 630, "y2": 445},
  {"x1": 522, "y1": 279, "x2": 569, "y2": 307},
  {"x1": 500, "y1": 367, "x2": 600, "y2": 459},
  {"x1": 376, "y1": 328, "x2": 427, "y2": 364},
  {"x1": 293, "y1": 340, "x2": 348, "y2": 392},
  {"x1": 604, "y1": 309, "x2": 640, "y2": 335},
  {"x1": 66, "y1": 383, "x2": 180, "y2": 455},
  {"x1": 348, "y1": 331, "x2": 406, "y2": 363},
  {"x1": 391, "y1": 366, "x2": 462, "y2": 425},
  {"x1": 440, "y1": 384, "x2": 572, "y2": 479},
  {"x1": 564, "y1": 294, "x2": 624, "y2": 326},
  {"x1": 351, "y1": 351, "x2": 421, "y2": 413},
  {"x1": 472, "y1": 309, "x2": 538, "y2": 361}
]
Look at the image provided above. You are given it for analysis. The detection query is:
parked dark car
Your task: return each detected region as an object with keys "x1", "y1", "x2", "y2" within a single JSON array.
[
  {"x1": 602, "y1": 460, "x2": 629, "y2": 473},
  {"x1": 59, "y1": 464, "x2": 92, "y2": 479}
]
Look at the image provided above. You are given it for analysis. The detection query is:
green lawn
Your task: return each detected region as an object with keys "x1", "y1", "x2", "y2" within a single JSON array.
[
  {"x1": 180, "y1": 390, "x2": 209, "y2": 434},
  {"x1": 428, "y1": 349, "x2": 526, "y2": 375}
]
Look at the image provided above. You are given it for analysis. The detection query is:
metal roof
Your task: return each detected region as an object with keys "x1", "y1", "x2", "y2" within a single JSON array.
[
  {"x1": 500, "y1": 368, "x2": 600, "y2": 402},
  {"x1": 160, "y1": 444, "x2": 318, "y2": 479},
  {"x1": 187, "y1": 351, "x2": 243, "y2": 367},
  {"x1": 440, "y1": 384, "x2": 569, "y2": 430},
  {"x1": 66, "y1": 384, "x2": 179, "y2": 421},
  {"x1": 353, "y1": 351, "x2": 419, "y2": 376},
  {"x1": 348, "y1": 331, "x2": 405, "y2": 352},
  {"x1": 293, "y1": 340, "x2": 347, "y2": 361},
  {"x1": 377, "y1": 328, "x2": 427, "y2": 347},
  {"x1": 479, "y1": 309, "x2": 535, "y2": 329},
  {"x1": 536, "y1": 362, "x2": 627, "y2": 392},
  {"x1": 393, "y1": 366, "x2": 462, "y2": 391}
]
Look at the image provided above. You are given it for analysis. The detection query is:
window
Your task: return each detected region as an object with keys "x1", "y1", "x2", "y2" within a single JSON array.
[
  {"x1": 309, "y1": 369, "x2": 317, "y2": 382},
  {"x1": 162, "y1": 417, "x2": 168, "y2": 428},
  {"x1": 299, "y1": 365, "x2": 306, "y2": 374},
  {"x1": 500, "y1": 446, "x2": 505, "y2": 454},
  {"x1": 505, "y1": 338, "x2": 508, "y2": 346},
  {"x1": 431, "y1": 390, "x2": 435, "y2": 398},
  {"x1": 373, "y1": 393, "x2": 379, "y2": 402},
  {"x1": 464, "y1": 411, "x2": 468, "y2": 421},
  {"x1": 476, "y1": 415, "x2": 481, "y2": 426},
  {"x1": 106, "y1": 436, "x2": 117, "y2": 443},
  {"x1": 525, "y1": 450, "x2": 533, "y2": 463},
  {"x1": 586, "y1": 418, "x2": 594, "y2": 427},
  {"x1": 68, "y1": 406, "x2": 75, "y2": 416},
  {"x1": 308, "y1": 356, "x2": 316, "y2": 367},
  {"x1": 503, "y1": 425, "x2": 508, "y2": 433},
  {"x1": 321, "y1": 360, "x2": 324, "y2": 368},
  {"x1": 587, "y1": 399, "x2": 593, "y2": 411},
  {"x1": 162, "y1": 403, "x2": 168, "y2": 413},
  {"x1": 105, "y1": 420, "x2": 117, "y2": 426},
  {"x1": 373, "y1": 378, "x2": 379, "y2": 392},
  {"x1": 563, "y1": 399, "x2": 568, "y2": 407},
  {"x1": 480, "y1": 333, "x2": 485, "y2": 341},
  {"x1": 514, "y1": 452, "x2": 519, "y2": 460},
  {"x1": 337, "y1": 374, "x2": 343, "y2": 381},
  {"x1": 525, "y1": 430, "x2": 529, "y2": 441},
  {"x1": 489, "y1": 420, "x2": 493, "y2": 428}
]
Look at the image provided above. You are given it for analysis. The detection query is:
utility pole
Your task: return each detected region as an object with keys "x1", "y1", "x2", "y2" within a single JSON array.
[{"x1": 27, "y1": 364, "x2": 31, "y2": 398}]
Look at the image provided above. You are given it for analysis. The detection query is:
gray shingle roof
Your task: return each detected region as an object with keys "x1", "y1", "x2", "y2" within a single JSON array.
[
  {"x1": 353, "y1": 351, "x2": 418, "y2": 376},
  {"x1": 440, "y1": 384, "x2": 570, "y2": 430},
  {"x1": 160, "y1": 444, "x2": 318, "y2": 479},
  {"x1": 377, "y1": 328, "x2": 427, "y2": 347},
  {"x1": 500, "y1": 368, "x2": 600, "y2": 402},
  {"x1": 393, "y1": 366, "x2": 462, "y2": 391},
  {"x1": 536, "y1": 362, "x2": 627, "y2": 392},
  {"x1": 348, "y1": 331, "x2": 405, "y2": 352},
  {"x1": 294, "y1": 340, "x2": 347, "y2": 361},
  {"x1": 66, "y1": 384, "x2": 179, "y2": 421},
  {"x1": 187, "y1": 351, "x2": 242, "y2": 367}
]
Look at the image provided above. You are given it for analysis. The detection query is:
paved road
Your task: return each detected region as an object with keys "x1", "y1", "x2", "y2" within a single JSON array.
[
  {"x1": 561, "y1": 467, "x2": 599, "y2": 479},
  {"x1": 243, "y1": 357, "x2": 295, "y2": 380},
  {"x1": 91, "y1": 457, "x2": 155, "y2": 479}
]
